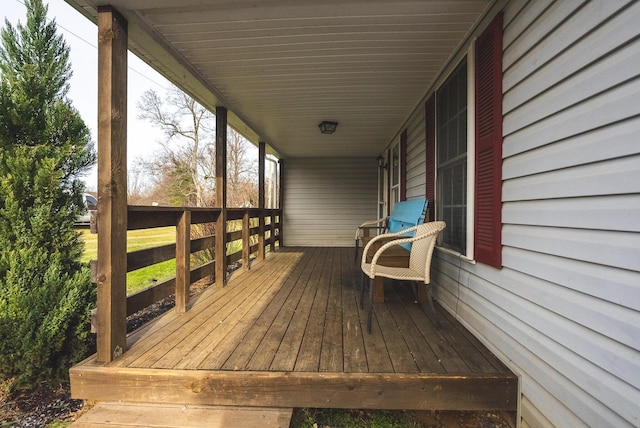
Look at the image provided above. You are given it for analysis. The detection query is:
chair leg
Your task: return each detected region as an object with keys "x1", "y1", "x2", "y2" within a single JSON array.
[
  {"x1": 367, "y1": 278, "x2": 374, "y2": 334},
  {"x1": 410, "y1": 281, "x2": 419, "y2": 303},
  {"x1": 360, "y1": 272, "x2": 365, "y2": 310},
  {"x1": 354, "y1": 239, "x2": 359, "y2": 265}
]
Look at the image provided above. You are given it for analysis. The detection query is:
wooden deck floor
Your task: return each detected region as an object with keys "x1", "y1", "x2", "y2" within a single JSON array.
[{"x1": 71, "y1": 247, "x2": 517, "y2": 412}]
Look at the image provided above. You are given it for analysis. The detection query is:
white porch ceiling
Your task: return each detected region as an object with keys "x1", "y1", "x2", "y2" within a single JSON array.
[{"x1": 65, "y1": 0, "x2": 492, "y2": 159}]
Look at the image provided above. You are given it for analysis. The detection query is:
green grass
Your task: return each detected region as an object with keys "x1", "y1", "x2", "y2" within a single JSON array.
[
  {"x1": 292, "y1": 408, "x2": 421, "y2": 428},
  {"x1": 78, "y1": 225, "x2": 274, "y2": 295},
  {"x1": 79, "y1": 227, "x2": 177, "y2": 294}
]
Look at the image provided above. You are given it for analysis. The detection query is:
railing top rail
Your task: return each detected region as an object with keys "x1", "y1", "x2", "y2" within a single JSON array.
[
  {"x1": 128, "y1": 206, "x2": 222, "y2": 213},
  {"x1": 127, "y1": 206, "x2": 281, "y2": 230},
  {"x1": 128, "y1": 206, "x2": 280, "y2": 212}
]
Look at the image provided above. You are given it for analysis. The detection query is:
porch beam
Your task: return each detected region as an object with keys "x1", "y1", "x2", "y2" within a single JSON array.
[
  {"x1": 215, "y1": 107, "x2": 228, "y2": 286},
  {"x1": 70, "y1": 368, "x2": 517, "y2": 411},
  {"x1": 258, "y1": 142, "x2": 266, "y2": 260},
  {"x1": 96, "y1": 6, "x2": 128, "y2": 363}
]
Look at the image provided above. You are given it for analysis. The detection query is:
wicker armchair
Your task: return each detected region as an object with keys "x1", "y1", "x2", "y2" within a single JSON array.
[{"x1": 360, "y1": 221, "x2": 446, "y2": 333}]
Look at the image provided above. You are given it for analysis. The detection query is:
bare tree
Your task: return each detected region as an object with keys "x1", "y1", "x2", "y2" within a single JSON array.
[
  {"x1": 137, "y1": 85, "x2": 258, "y2": 209},
  {"x1": 227, "y1": 130, "x2": 258, "y2": 207},
  {"x1": 137, "y1": 86, "x2": 216, "y2": 207},
  {"x1": 128, "y1": 157, "x2": 152, "y2": 205}
]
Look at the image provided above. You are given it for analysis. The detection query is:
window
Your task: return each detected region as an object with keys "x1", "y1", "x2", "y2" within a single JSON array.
[
  {"x1": 378, "y1": 152, "x2": 387, "y2": 219},
  {"x1": 436, "y1": 60, "x2": 468, "y2": 254},
  {"x1": 425, "y1": 12, "x2": 503, "y2": 268},
  {"x1": 380, "y1": 132, "x2": 406, "y2": 217},
  {"x1": 390, "y1": 141, "x2": 400, "y2": 212}
]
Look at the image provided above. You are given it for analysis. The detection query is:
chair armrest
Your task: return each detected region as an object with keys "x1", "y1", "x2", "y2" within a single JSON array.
[
  {"x1": 355, "y1": 217, "x2": 389, "y2": 239},
  {"x1": 364, "y1": 223, "x2": 422, "y2": 246}
]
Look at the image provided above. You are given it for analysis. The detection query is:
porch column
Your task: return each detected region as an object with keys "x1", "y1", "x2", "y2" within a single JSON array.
[
  {"x1": 215, "y1": 107, "x2": 228, "y2": 286},
  {"x1": 258, "y1": 142, "x2": 266, "y2": 260},
  {"x1": 96, "y1": 6, "x2": 128, "y2": 363},
  {"x1": 175, "y1": 210, "x2": 191, "y2": 312},
  {"x1": 278, "y1": 158, "x2": 284, "y2": 246}
]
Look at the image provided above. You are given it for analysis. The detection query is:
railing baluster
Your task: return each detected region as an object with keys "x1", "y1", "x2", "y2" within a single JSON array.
[
  {"x1": 242, "y1": 210, "x2": 251, "y2": 270},
  {"x1": 258, "y1": 208, "x2": 266, "y2": 260},
  {"x1": 269, "y1": 210, "x2": 276, "y2": 252}
]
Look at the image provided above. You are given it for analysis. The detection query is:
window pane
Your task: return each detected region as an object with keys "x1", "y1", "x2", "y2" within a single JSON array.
[
  {"x1": 436, "y1": 60, "x2": 467, "y2": 254},
  {"x1": 460, "y1": 115, "x2": 468, "y2": 157},
  {"x1": 378, "y1": 158, "x2": 385, "y2": 200},
  {"x1": 451, "y1": 119, "x2": 459, "y2": 156},
  {"x1": 392, "y1": 144, "x2": 399, "y2": 187},
  {"x1": 439, "y1": 160, "x2": 466, "y2": 253},
  {"x1": 437, "y1": 125, "x2": 447, "y2": 164}
]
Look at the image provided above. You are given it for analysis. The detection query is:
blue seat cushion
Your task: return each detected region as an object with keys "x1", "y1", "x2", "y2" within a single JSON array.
[{"x1": 387, "y1": 199, "x2": 428, "y2": 250}]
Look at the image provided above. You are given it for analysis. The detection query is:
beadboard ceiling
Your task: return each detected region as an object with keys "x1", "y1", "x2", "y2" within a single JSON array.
[{"x1": 65, "y1": 0, "x2": 492, "y2": 158}]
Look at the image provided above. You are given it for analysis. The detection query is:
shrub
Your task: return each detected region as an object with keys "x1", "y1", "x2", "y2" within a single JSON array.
[{"x1": 0, "y1": 0, "x2": 96, "y2": 388}]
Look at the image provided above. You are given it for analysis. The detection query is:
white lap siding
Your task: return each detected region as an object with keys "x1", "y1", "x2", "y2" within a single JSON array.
[
  {"x1": 283, "y1": 158, "x2": 377, "y2": 247},
  {"x1": 403, "y1": 1, "x2": 640, "y2": 426},
  {"x1": 405, "y1": 106, "x2": 426, "y2": 200}
]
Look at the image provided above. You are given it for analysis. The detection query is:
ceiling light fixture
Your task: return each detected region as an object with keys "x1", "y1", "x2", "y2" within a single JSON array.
[{"x1": 318, "y1": 121, "x2": 338, "y2": 134}]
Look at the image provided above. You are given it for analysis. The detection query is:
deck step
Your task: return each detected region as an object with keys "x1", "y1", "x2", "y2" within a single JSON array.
[{"x1": 72, "y1": 402, "x2": 293, "y2": 427}]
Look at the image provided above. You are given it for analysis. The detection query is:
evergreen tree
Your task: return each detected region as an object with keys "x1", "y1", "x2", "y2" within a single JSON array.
[{"x1": 0, "y1": 0, "x2": 96, "y2": 388}]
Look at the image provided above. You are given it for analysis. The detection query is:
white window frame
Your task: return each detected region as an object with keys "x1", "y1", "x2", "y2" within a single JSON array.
[
  {"x1": 466, "y1": 43, "x2": 476, "y2": 260},
  {"x1": 434, "y1": 43, "x2": 476, "y2": 260}
]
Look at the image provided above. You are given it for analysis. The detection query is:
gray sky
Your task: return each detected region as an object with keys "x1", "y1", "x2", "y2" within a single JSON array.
[{"x1": 2, "y1": 0, "x2": 169, "y2": 189}]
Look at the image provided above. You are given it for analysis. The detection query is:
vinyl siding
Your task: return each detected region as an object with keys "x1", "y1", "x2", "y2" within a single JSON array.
[
  {"x1": 283, "y1": 158, "x2": 377, "y2": 247},
  {"x1": 405, "y1": 1, "x2": 640, "y2": 426},
  {"x1": 405, "y1": 106, "x2": 426, "y2": 200}
]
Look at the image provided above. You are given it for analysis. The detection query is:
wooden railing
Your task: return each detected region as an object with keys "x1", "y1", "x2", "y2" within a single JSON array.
[{"x1": 93, "y1": 206, "x2": 281, "y2": 321}]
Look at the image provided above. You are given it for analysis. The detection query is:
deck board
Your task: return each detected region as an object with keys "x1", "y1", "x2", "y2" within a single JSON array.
[
  {"x1": 387, "y1": 283, "x2": 471, "y2": 373},
  {"x1": 165, "y1": 262, "x2": 284, "y2": 370},
  {"x1": 320, "y1": 248, "x2": 345, "y2": 372},
  {"x1": 257, "y1": 249, "x2": 318, "y2": 369},
  {"x1": 269, "y1": 248, "x2": 324, "y2": 371},
  {"x1": 72, "y1": 402, "x2": 292, "y2": 428},
  {"x1": 294, "y1": 247, "x2": 332, "y2": 372},
  {"x1": 341, "y1": 253, "x2": 368, "y2": 373},
  {"x1": 384, "y1": 284, "x2": 444, "y2": 373},
  {"x1": 221, "y1": 248, "x2": 318, "y2": 371},
  {"x1": 70, "y1": 247, "x2": 518, "y2": 412}
]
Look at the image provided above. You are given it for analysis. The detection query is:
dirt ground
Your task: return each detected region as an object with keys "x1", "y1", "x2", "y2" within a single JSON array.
[
  {"x1": 405, "y1": 409, "x2": 515, "y2": 427},
  {"x1": 0, "y1": 383, "x2": 84, "y2": 427}
]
